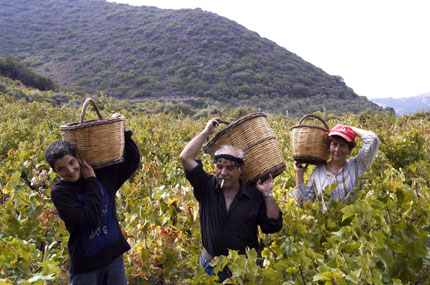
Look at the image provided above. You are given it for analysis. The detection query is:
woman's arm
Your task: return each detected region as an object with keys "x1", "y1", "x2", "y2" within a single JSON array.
[
  {"x1": 350, "y1": 126, "x2": 373, "y2": 138},
  {"x1": 349, "y1": 127, "x2": 380, "y2": 177},
  {"x1": 289, "y1": 163, "x2": 317, "y2": 204},
  {"x1": 294, "y1": 161, "x2": 307, "y2": 186}
]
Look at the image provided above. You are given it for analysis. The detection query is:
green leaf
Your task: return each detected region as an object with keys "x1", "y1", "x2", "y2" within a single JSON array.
[
  {"x1": 313, "y1": 272, "x2": 333, "y2": 281},
  {"x1": 341, "y1": 205, "x2": 356, "y2": 222}
]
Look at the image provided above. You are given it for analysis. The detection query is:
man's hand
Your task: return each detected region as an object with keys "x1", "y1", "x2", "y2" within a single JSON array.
[
  {"x1": 256, "y1": 174, "x2": 274, "y2": 195},
  {"x1": 203, "y1": 118, "x2": 222, "y2": 136},
  {"x1": 180, "y1": 117, "x2": 227, "y2": 171},
  {"x1": 79, "y1": 159, "x2": 96, "y2": 179},
  {"x1": 257, "y1": 174, "x2": 280, "y2": 218}
]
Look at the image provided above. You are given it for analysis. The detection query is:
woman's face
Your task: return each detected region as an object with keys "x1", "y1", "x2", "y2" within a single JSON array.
[{"x1": 329, "y1": 137, "x2": 351, "y2": 163}]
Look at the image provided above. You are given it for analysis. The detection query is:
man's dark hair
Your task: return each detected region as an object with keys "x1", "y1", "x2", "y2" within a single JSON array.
[{"x1": 45, "y1": 141, "x2": 76, "y2": 169}]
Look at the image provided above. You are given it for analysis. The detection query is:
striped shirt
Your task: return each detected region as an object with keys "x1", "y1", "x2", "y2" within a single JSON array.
[{"x1": 289, "y1": 132, "x2": 380, "y2": 210}]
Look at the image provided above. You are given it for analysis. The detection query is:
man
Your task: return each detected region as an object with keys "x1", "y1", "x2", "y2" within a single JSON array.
[
  {"x1": 180, "y1": 118, "x2": 283, "y2": 281},
  {"x1": 45, "y1": 115, "x2": 140, "y2": 284}
]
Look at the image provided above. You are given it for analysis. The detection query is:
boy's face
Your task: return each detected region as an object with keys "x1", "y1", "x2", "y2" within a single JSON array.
[{"x1": 54, "y1": 155, "x2": 80, "y2": 182}]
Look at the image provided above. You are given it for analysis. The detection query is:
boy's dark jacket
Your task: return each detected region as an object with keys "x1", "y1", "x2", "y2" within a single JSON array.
[{"x1": 50, "y1": 131, "x2": 140, "y2": 274}]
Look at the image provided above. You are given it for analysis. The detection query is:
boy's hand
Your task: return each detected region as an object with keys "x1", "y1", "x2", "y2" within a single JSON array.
[
  {"x1": 79, "y1": 159, "x2": 96, "y2": 179},
  {"x1": 112, "y1": 113, "x2": 127, "y2": 131}
]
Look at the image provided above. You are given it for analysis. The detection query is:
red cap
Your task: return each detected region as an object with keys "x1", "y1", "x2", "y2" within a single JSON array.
[{"x1": 329, "y1": 124, "x2": 356, "y2": 142}]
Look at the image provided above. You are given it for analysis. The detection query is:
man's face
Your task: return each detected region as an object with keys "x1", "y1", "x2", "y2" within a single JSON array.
[
  {"x1": 54, "y1": 154, "x2": 80, "y2": 182},
  {"x1": 214, "y1": 150, "x2": 242, "y2": 189}
]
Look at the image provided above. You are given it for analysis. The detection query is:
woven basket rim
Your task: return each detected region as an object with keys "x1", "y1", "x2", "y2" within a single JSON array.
[
  {"x1": 203, "y1": 112, "x2": 267, "y2": 154},
  {"x1": 246, "y1": 162, "x2": 286, "y2": 185},
  {"x1": 293, "y1": 155, "x2": 328, "y2": 165},
  {"x1": 91, "y1": 157, "x2": 124, "y2": 169},
  {"x1": 60, "y1": 117, "x2": 124, "y2": 130}
]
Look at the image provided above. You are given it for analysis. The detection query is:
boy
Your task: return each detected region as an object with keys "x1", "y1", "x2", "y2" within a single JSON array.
[{"x1": 45, "y1": 116, "x2": 140, "y2": 284}]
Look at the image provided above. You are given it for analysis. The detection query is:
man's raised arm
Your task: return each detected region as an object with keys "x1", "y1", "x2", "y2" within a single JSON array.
[{"x1": 179, "y1": 118, "x2": 221, "y2": 171}]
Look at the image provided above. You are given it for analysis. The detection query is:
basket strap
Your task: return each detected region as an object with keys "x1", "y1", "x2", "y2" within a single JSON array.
[
  {"x1": 80, "y1": 98, "x2": 104, "y2": 124},
  {"x1": 298, "y1": 114, "x2": 329, "y2": 130}
]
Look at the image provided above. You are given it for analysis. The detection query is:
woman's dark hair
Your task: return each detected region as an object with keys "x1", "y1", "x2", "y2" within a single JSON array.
[
  {"x1": 45, "y1": 141, "x2": 76, "y2": 169},
  {"x1": 328, "y1": 135, "x2": 356, "y2": 150}
]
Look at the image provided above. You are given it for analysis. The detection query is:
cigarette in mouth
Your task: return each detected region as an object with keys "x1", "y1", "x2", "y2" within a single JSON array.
[{"x1": 220, "y1": 179, "x2": 224, "y2": 188}]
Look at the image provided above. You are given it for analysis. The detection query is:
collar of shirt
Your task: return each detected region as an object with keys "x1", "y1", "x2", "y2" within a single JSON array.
[{"x1": 215, "y1": 179, "x2": 252, "y2": 199}]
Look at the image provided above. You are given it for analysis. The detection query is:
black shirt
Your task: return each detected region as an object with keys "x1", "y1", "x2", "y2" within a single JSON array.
[{"x1": 185, "y1": 160, "x2": 283, "y2": 257}]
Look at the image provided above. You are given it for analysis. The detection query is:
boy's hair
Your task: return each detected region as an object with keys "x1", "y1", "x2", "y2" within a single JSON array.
[{"x1": 45, "y1": 141, "x2": 77, "y2": 169}]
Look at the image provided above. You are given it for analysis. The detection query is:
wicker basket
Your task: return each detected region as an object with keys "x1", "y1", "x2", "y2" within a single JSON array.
[
  {"x1": 204, "y1": 113, "x2": 285, "y2": 185},
  {"x1": 290, "y1": 114, "x2": 330, "y2": 165},
  {"x1": 60, "y1": 98, "x2": 125, "y2": 169}
]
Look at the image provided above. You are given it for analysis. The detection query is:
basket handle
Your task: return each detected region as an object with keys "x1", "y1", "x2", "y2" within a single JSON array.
[
  {"x1": 80, "y1": 98, "x2": 104, "y2": 124},
  {"x1": 298, "y1": 114, "x2": 329, "y2": 130},
  {"x1": 215, "y1": 119, "x2": 230, "y2": 126}
]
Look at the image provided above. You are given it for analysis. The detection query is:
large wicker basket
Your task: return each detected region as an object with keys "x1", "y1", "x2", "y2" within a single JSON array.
[
  {"x1": 60, "y1": 98, "x2": 125, "y2": 169},
  {"x1": 204, "y1": 113, "x2": 285, "y2": 185},
  {"x1": 290, "y1": 114, "x2": 330, "y2": 165}
]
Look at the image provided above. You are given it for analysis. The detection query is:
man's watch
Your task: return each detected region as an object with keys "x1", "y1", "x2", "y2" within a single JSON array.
[{"x1": 263, "y1": 192, "x2": 274, "y2": 198}]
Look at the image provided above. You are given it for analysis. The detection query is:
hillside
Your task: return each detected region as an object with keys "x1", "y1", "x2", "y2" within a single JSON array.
[
  {"x1": 0, "y1": 0, "x2": 383, "y2": 116},
  {"x1": 370, "y1": 93, "x2": 430, "y2": 115}
]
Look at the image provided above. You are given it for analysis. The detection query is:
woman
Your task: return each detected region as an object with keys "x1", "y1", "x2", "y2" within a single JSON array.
[{"x1": 289, "y1": 124, "x2": 380, "y2": 210}]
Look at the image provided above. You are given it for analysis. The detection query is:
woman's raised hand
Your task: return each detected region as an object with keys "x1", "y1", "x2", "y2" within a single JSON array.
[{"x1": 294, "y1": 161, "x2": 308, "y2": 175}]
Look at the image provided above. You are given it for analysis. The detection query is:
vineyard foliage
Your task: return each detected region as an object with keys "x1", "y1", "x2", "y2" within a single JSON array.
[{"x1": 1, "y1": 79, "x2": 430, "y2": 284}]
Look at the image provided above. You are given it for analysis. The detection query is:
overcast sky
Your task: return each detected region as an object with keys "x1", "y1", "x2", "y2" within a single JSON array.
[{"x1": 108, "y1": 0, "x2": 430, "y2": 99}]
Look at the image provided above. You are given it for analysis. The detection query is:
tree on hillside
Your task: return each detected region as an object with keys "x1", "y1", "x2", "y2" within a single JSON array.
[{"x1": 0, "y1": 56, "x2": 57, "y2": 91}]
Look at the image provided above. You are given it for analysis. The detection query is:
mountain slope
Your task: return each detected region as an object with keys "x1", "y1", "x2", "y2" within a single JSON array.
[
  {"x1": 0, "y1": 0, "x2": 383, "y2": 115},
  {"x1": 370, "y1": 93, "x2": 430, "y2": 115}
]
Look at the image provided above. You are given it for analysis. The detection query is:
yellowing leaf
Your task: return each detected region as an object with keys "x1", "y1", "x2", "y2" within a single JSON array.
[{"x1": 341, "y1": 205, "x2": 356, "y2": 222}]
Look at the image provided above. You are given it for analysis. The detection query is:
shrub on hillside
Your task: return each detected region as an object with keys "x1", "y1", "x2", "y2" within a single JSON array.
[{"x1": 0, "y1": 56, "x2": 57, "y2": 91}]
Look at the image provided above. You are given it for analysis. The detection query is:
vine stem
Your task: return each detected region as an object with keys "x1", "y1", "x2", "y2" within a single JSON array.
[{"x1": 298, "y1": 264, "x2": 306, "y2": 284}]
